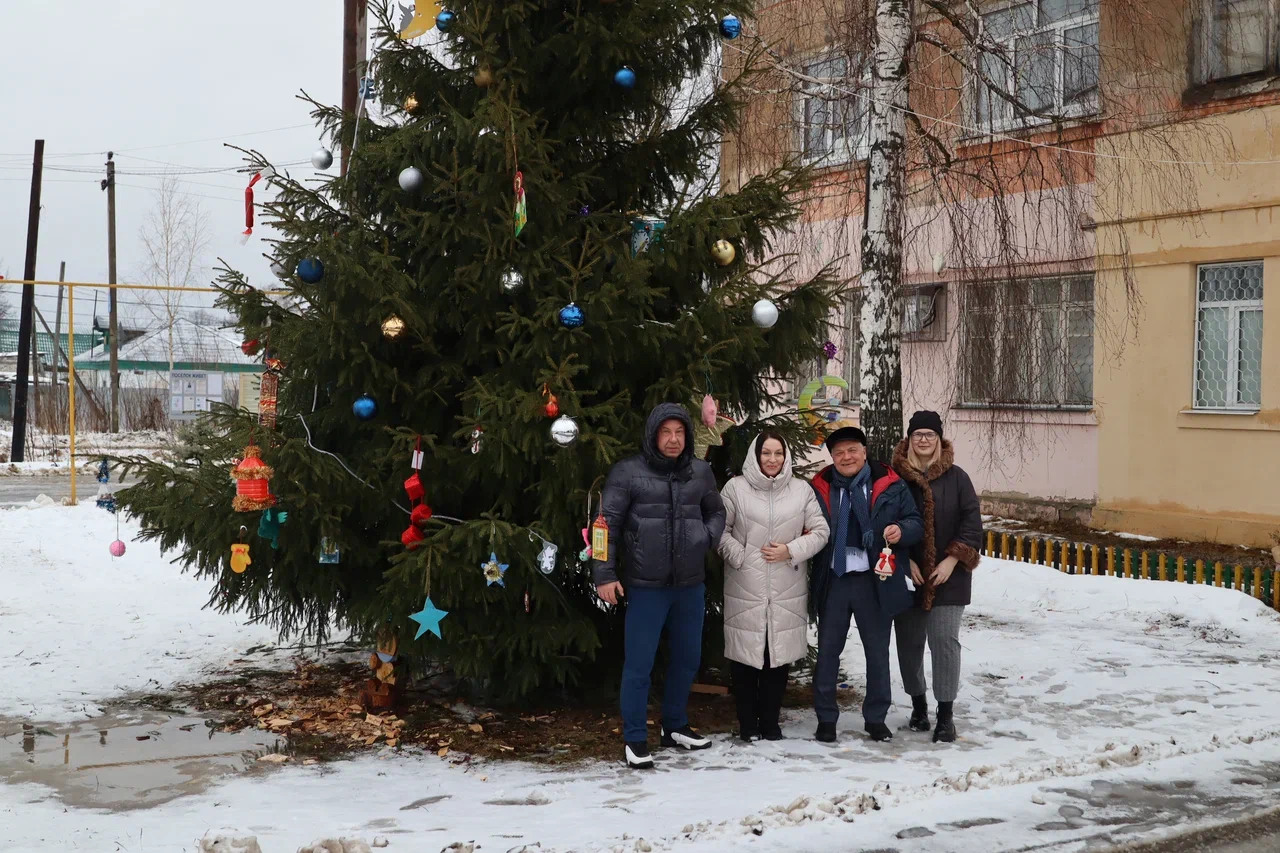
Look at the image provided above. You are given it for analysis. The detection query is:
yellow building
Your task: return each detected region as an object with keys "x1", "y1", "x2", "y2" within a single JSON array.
[{"x1": 1094, "y1": 106, "x2": 1280, "y2": 547}]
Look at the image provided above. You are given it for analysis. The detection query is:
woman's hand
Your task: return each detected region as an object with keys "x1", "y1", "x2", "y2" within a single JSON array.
[
  {"x1": 909, "y1": 559, "x2": 924, "y2": 586},
  {"x1": 931, "y1": 556, "x2": 959, "y2": 586},
  {"x1": 761, "y1": 542, "x2": 792, "y2": 563}
]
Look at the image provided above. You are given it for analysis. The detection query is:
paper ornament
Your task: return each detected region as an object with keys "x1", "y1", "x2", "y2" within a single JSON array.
[
  {"x1": 513, "y1": 171, "x2": 527, "y2": 237},
  {"x1": 537, "y1": 542, "x2": 558, "y2": 575},
  {"x1": 95, "y1": 458, "x2": 116, "y2": 513},
  {"x1": 258, "y1": 507, "x2": 288, "y2": 549},
  {"x1": 874, "y1": 547, "x2": 895, "y2": 581},
  {"x1": 319, "y1": 537, "x2": 341, "y2": 564},
  {"x1": 230, "y1": 543, "x2": 252, "y2": 574},
  {"x1": 399, "y1": 0, "x2": 443, "y2": 39},
  {"x1": 239, "y1": 172, "x2": 262, "y2": 243},
  {"x1": 482, "y1": 552, "x2": 509, "y2": 587},
  {"x1": 409, "y1": 597, "x2": 448, "y2": 639}
]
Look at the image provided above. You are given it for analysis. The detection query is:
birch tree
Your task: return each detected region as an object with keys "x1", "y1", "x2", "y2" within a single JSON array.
[{"x1": 136, "y1": 177, "x2": 212, "y2": 373}]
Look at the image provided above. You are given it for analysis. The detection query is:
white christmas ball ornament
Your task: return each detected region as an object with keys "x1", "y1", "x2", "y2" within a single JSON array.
[
  {"x1": 501, "y1": 267, "x2": 524, "y2": 292},
  {"x1": 398, "y1": 166, "x2": 425, "y2": 192},
  {"x1": 550, "y1": 415, "x2": 580, "y2": 447},
  {"x1": 270, "y1": 260, "x2": 288, "y2": 279},
  {"x1": 312, "y1": 148, "x2": 334, "y2": 170},
  {"x1": 752, "y1": 298, "x2": 779, "y2": 329}
]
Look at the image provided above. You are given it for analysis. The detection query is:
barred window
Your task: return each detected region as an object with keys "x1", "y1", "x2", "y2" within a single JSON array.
[
  {"x1": 1195, "y1": 261, "x2": 1263, "y2": 410},
  {"x1": 796, "y1": 54, "x2": 870, "y2": 166},
  {"x1": 1196, "y1": 0, "x2": 1274, "y2": 83},
  {"x1": 962, "y1": 275, "x2": 1094, "y2": 407}
]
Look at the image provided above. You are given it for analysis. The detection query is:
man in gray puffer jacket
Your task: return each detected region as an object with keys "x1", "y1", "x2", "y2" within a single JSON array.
[{"x1": 594, "y1": 403, "x2": 727, "y2": 769}]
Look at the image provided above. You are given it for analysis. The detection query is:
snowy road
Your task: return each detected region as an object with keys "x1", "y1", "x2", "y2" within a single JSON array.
[{"x1": 3, "y1": 503, "x2": 1280, "y2": 852}]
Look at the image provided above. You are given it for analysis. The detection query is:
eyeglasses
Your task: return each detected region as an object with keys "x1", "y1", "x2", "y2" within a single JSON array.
[{"x1": 911, "y1": 431, "x2": 938, "y2": 441}]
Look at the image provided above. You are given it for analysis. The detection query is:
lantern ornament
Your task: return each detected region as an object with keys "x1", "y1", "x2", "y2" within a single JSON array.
[{"x1": 232, "y1": 444, "x2": 276, "y2": 512}]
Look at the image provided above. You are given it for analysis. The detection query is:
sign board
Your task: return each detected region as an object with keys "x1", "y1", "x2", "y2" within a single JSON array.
[
  {"x1": 240, "y1": 372, "x2": 263, "y2": 415},
  {"x1": 169, "y1": 371, "x2": 223, "y2": 421}
]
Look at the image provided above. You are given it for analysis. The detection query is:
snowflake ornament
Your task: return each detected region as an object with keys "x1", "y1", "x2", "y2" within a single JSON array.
[{"x1": 481, "y1": 552, "x2": 509, "y2": 587}]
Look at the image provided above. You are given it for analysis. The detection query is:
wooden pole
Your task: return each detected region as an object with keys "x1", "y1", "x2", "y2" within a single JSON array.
[
  {"x1": 104, "y1": 153, "x2": 120, "y2": 433},
  {"x1": 68, "y1": 284, "x2": 77, "y2": 506},
  {"x1": 10, "y1": 139, "x2": 44, "y2": 463}
]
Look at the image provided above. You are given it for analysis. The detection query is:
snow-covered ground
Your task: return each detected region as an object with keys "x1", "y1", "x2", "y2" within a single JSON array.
[{"x1": 4, "y1": 502, "x2": 1280, "y2": 852}]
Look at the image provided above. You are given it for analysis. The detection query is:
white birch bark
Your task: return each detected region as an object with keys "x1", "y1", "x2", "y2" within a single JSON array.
[{"x1": 858, "y1": 0, "x2": 913, "y2": 462}]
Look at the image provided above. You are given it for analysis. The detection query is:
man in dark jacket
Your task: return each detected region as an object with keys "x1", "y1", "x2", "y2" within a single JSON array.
[
  {"x1": 810, "y1": 422, "x2": 923, "y2": 744},
  {"x1": 594, "y1": 402, "x2": 727, "y2": 769}
]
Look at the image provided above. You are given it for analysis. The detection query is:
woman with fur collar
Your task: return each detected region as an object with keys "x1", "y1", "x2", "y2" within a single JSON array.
[{"x1": 890, "y1": 411, "x2": 983, "y2": 743}]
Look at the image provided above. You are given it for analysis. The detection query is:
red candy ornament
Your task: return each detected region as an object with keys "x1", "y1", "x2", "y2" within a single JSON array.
[
  {"x1": 410, "y1": 503, "x2": 433, "y2": 526},
  {"x1": 404, "y1": 473, "x2": 425, "y2": 502},
  {"x1": 401, "y1": 524, "x2": 425, "y2": 549},
  {"x1": 241, "y1": 339, "x2": 260, "y2": 356}
]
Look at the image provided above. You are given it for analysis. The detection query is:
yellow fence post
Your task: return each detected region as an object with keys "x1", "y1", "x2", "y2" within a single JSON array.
[
  {"x1": 1030, "y1": 538, "x2": 1039, "y2": 565},
  {"x1": 1015, "y1": 536, "x2": 1024, "y2": 562},
  {"x1": 1091, "y1": 545, "x2": 1100, "y2": 576},
  {"x1": 1158, "y1": 554, "x2": 1167, "y2": 581},
  {"x1": 1123, "y1": 549, "x2": 1132, "y2": 579},
  {"x1": 67, "y1": 283, "x2": 77, "y2": 507},
  {"x1": 1140, "y1": 551, "x2": 1150, "y2": 580},
  {"x1": 1076, "y1": 542, "x2": 1085, "y2": 576},
  {"x1": 1107, "y1": 547, "x2": 1116, "y2": 576},
  {"x1": 986, "y1": 531, "x2": 994, "y2": 557},
  {"x1": 1252, "y1": 567, "x2": 1262, "y2": 600},
  {"x1": 1212, "y1": 561, "x2": 1222, "y2": 587},
  {"x1": 1177, "y1": 556, "x2": 1186, "y2": 583},
  {"x1": 1273, "y1": 569, "x2": 1280, "y2": 610},
  {"x1": 1234, "y1": 565, "x2": 1244, "y2": 592},
  {"x1": 1000, "y1": 533, "x2": 1009, "y2": 560},
  {"x1": 1197, "y1": 559, "x2": 1207, "y2": 585}
]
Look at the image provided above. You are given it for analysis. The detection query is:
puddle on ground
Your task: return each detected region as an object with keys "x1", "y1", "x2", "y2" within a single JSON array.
[{"x1": 0, "y1": 710, "x2": 291, "y2": 810}]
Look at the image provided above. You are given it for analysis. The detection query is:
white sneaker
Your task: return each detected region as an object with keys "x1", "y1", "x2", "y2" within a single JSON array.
[
  {"x1": 661, "y1": 725, "x2": 711, "y2": 750},
  {"x1": 625, "y1": 742, "x2": 654, "y2": 769}
]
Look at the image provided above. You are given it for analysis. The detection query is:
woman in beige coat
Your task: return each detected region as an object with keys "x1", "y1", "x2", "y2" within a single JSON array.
[{"x1": 719, "y1": 431, "x2": 830, "y2": 741}]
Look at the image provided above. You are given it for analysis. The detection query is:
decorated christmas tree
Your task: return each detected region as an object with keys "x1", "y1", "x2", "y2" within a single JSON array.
[{"x1": 118, "y1": 0, "x2": 839, "y2": 702}]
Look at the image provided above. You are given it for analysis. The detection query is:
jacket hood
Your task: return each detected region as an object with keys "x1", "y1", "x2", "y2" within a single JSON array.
[
  {"x1": 741, "y1": 433, "x2": 794, "y2": 492},
  {"x1": 643, "y1": 403, "x2": 695, "y2": 472},
  {"x1": 891, "y1": 438, "x2": 954, "y2": 488}
]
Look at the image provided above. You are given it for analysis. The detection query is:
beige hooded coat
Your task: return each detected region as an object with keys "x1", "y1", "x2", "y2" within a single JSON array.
[{"x1": 719, "y1": 435, "x2": 831, "y2": 669}]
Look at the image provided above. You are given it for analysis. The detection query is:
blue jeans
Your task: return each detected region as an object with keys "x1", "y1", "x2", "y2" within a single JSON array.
[{"x1": 621, "y1": 584, "x2": 705, "y2": 743}]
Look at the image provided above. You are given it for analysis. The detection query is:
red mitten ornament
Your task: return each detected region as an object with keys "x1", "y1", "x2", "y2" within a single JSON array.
[{"x1": 874, "y1": 546, "x2": 895, "y2": 582}]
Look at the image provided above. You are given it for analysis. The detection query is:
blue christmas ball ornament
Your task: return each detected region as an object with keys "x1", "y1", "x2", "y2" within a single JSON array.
[
  {"x1": 559, "y1": 302, "x2": 585, "y2": 329},
  {"x1": 435, "y1": 10, "x2": 455, "y2": 31},
  {"x1": 719, "y1": 14, "x2": 742, "y2": 39},
  {"x1": 613, "y1": 67, "x2": 636, "y2": 89},
  {"x1": 352, "y1": 394, "x2": 378, "y2": 421},
  {"x1": 297, "y1": 258, "x2": 325, "y2": 284}
]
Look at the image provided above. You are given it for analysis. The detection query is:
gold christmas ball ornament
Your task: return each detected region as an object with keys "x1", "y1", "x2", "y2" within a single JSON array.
[
  {"x1": 474, "y1": 66, "x2": 495, "y2": 87},
  {"x1": 711, "y1": 239, "x2": 737, "y2": 266},
  {"x1": 403, "y1": 94, "x2": 420, "y2": 113},
  {"x1": 381, "y1": 315, "x2": 406, "y2": 339}
]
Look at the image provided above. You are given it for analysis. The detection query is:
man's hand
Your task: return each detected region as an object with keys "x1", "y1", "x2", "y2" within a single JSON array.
[
  {"x1": 761, "y1": 542, "x2": 792, "y2": 563},
  {"x1": 596, "y1": 581, "x2": 625, "y2": 606},
  {"x1": 909, "y1": 559, "x2": 924, "y2": 586},
  {"x1": 883, "y1": 524, "x2": 903, "y2": 545},
  {"x1": 931, "y1": 556, "x2": 959, "y2": 586}
]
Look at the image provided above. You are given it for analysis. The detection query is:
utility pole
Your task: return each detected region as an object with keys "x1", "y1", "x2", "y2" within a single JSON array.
[
  {"x1": 103, "y1": 151, "x2": 120, "y2": 432},
  {"x1": 11, "y1": 139, "x2": 44, "y2": 463},
  {"x1": 341, "y1": 0, "x2": 368, "y2": 176}
]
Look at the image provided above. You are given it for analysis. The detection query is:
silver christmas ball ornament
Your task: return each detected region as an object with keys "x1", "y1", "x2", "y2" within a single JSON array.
[
  {"x1": 398, "y1": 166, "x2": 425, "y2": 192},
  {"x1": 550, "y1": 415, "x2": 579, "y2": 447},
  {"x1": 312, "y1": 148, "x2": 334, "y2": 170},
  {"x1": 751, "y1": 298, "x2": 780, "y2": 329},
  {"x1": 270, "y1": 260, "x2": 288, "y2": 279},
  {"x1": 501, "y1": 266, "x2": 524, "y2": 292}
]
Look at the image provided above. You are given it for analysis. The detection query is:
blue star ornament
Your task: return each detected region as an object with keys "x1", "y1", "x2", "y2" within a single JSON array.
[
  {"x1": 482, "y1": 552, "x2": 509, "y2": 587},
  {"x1": 409, "y1": 597, "x2": 448, "y2": 639}
]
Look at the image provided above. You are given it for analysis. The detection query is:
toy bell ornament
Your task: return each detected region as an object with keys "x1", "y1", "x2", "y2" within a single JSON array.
[{"x1": 874, "y1": 547, "x2": 895, "y2": 582}]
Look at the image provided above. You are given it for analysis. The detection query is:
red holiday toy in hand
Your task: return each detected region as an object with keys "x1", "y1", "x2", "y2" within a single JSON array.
[{"x1": 874, "y1": 546, "x2": 895, "y2": 582}]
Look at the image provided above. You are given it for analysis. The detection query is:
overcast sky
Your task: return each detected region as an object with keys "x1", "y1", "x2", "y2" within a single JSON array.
[{"x1": 0, "y1": 0, "x2": 347, "y2": 334}]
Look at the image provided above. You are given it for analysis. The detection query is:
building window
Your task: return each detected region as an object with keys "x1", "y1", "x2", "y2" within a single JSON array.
[
  {"x1": 796, "y1": 54, "x2": 870, "y2": 166},
  {"x1": 1194, "y1": 261, "x2": 1264, "y2": 410},
  {"x1": 972, "y1": 0, "x2": 1100, "y2": 130},
  {"x1": 962, "y1": 275, "x2": 1094, "y2": 407},
  {"x1": 1196, "y1": 0, "x2": 1275, "y2": 83}
]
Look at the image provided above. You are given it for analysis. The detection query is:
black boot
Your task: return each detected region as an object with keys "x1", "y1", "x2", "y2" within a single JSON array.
[
  {"x1": 933, "y1": 701, "x2": 956, "y2": 743},
  {"x1": 865, "y1": 721, "x2": 893, "y2": 742},
  {"x1": 908, "y1": 694, "x2": 930, "y2": 732},
  {"x1": 814, "y1": 722, "x2": 837, "y2": 743}
]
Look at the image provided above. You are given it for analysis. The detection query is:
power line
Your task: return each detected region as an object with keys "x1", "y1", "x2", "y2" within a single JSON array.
[{"x1": 0, "y1": 122, "x2": 316, "y2": 160}]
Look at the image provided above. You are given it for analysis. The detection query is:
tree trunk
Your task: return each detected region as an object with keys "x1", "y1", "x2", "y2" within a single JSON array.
[{"x1": 858, "y1": 0, "x2": 913, "y2": 463}]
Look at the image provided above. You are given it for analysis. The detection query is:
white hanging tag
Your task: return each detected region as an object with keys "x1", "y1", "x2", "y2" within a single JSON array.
[{"x1": 411, "y1": 450, "x2": 424, "y2": 470}]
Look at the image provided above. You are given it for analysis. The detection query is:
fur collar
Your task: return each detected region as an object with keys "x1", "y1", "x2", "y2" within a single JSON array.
[{"x1": 891, "y1": 438, "x2": 954, "y2": 486}]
